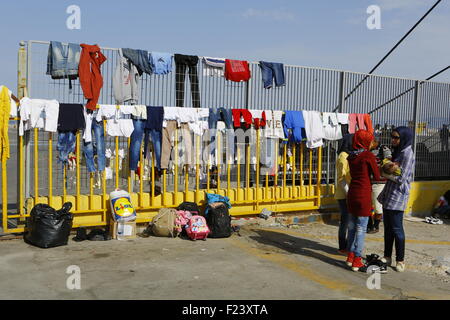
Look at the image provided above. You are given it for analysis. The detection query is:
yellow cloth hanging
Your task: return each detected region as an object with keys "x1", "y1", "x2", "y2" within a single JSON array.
[{"x1": 0, "y1": 86, "x2": 11, "y2": 162}]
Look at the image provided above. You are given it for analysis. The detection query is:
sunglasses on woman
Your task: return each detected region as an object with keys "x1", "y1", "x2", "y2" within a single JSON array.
[{"x1": 391, "y1": 135, "x2": 400, "y2": 140}]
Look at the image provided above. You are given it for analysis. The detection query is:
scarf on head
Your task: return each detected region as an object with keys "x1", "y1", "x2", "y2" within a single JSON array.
[{"x1": 392, "y1": 126, "x2": 413, "y2": 160}]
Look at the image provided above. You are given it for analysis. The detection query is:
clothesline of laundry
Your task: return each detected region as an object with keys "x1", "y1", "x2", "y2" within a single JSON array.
[
  {"x1": 46, "y1": 41, "x2": 287, "y2": 111},
  {"x1": 15, "y1": 96, "x2": 374, "y2": 149}
]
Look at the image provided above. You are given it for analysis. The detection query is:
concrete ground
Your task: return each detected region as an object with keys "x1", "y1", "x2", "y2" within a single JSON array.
[{"x1": 0, "y1": 216, "x2": 449, "y2": 300}]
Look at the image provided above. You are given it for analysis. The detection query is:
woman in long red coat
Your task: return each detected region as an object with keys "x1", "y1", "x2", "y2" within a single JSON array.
[{"x1": 345, "y1": 130, "x2": 381, "y2": 271}]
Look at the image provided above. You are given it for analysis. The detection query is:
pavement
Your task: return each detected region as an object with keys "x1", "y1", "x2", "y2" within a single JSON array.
[{"x1": 0, "y1": 216, "x2": 449, "y2": 300}]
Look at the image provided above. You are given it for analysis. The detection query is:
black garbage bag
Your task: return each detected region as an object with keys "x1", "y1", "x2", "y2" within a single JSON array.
[{"x1": 24, "y1": 202, "x2": 73, "y2": 248}]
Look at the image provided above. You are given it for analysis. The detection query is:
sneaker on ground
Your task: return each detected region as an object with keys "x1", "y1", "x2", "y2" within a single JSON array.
[
  {"x1": 381, "y1": 257, "x2": 393, "y2": 267},
  {"x1": 346, "y1": 252, "x2": 355, "y2": 267},
  {"x1": 338, "y1": 249, "x2": 347, "y2": 255},
  {"x1": 351, "y1": 256, "x2": 365, "y2": 272},
  {"x1": 395, "y1": 261, "x2": 405, "y2": 272}
]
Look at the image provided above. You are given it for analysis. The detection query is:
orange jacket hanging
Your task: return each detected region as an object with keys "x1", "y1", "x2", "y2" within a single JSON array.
[{"x1": 79, "y1": 44, "x2": 107, "y2": 111}]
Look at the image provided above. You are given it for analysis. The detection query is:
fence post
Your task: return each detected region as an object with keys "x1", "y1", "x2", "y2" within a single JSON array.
[
  {"x1": 412, "y1": 80, "x2": 420, "y2": 181},
  {"x1": 17, "y1": 41, "x2": 28, "y2": 220}
]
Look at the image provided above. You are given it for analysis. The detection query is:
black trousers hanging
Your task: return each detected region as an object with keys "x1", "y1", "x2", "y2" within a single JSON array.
[{"x1": 174, "y1": 54, "x2": 200, "y2": 108}]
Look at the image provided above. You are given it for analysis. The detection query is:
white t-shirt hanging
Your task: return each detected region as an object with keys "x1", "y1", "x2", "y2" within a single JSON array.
[
  {"x1": 337, "y1": 113, "x2": 349, "y2": 125},
  {"x1": 322, "y1": 112, "x2": 343, "y2": 141},
  {"x1": 203, "y1": 57, "x2": 225, "y2": 77},
  {"x1": 302, "y1": 110, "x2": 325, "y2": 149},
  {"x1": 19, "y1": 97, "x2": 59, "y2": 136},
  {"x1": 264, "y1": 110, "x2": 285, "y2": 139},
  {"x1": 163, "y1": 106, "x2": 180, "y2": 127}
]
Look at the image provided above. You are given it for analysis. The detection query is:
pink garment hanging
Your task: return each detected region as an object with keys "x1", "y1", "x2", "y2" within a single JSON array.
[{"x1": 349, "y1": 113, "x2": 373, "y2": 134}]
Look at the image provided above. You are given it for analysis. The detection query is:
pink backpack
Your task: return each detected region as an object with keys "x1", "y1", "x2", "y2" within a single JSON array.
[
  {"x1": 175, "y1": 210, "x2": 193, "y2": 234},
  {"x1": 185, "y1": 215, "x2": 210, "y2": 241}
]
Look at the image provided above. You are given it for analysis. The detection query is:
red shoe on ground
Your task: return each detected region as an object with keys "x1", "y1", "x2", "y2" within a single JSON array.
[
  {"x1": 351, "y1": 256, "x2": 365, "y2": 272},
  {"x1": 338, "y1": 249, "x2": 347, "y2": 255},
  {"x1": 346, "y1": 252, "x2": 355, "y2": 267}
]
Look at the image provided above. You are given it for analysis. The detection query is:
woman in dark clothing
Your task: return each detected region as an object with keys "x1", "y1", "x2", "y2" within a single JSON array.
[
  {"x1": 377, "y1": 127, "x2": 415, "y2": 272},
  {"x1": 345, "y1": 130, "x2": 381, "y2": 271}
]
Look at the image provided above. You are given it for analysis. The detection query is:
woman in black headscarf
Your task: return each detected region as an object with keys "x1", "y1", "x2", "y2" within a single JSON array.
[
  {"x1": 377, "y1": 126, "x2": 415, "y2": 272},
  {"x1": 335, "y1": 134, "x2": 354, "y2": 254}
]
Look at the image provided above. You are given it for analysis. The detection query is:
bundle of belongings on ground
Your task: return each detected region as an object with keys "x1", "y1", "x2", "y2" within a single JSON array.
[
  {"x1": 360, "y1": 254, "x2": 388, "y2": 274},
  {"x1": 424, "y1": 190, "x2": 450, "y2": 225},
  {"x1": 148, "y1": 193, "x2": 233, "y2": 241},
  {"x1": 24, "y1": 202, "x2": 74, "y2": 248}
]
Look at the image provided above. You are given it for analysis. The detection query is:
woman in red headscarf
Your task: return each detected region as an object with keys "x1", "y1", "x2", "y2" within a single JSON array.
[{"x1": 345, "y1": 129, "x2": 381, "y2": 271}]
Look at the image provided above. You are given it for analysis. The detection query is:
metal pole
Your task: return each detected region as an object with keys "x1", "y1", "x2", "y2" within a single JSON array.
[
  {"x1": 412, "y1": 80, "x2": 420, "y2": 181},
  {"x1": 337, "y1": 71, "x2": 346, "y2": 113},
  {"x1": 24, "y1": 41, "x2": 32, "y2": 200}
]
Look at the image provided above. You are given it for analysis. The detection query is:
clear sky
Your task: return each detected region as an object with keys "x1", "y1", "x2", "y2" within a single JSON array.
[{"x1": 1, "y1": 0, "x2": 449, "y2": 92}]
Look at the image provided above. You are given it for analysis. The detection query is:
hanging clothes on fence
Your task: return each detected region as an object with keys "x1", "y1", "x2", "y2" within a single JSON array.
[
  {"x1": 79, "y1": 44, "x2": 107, "y2": 111},
  {"x1": 127, "y1": 105, "x2": 149, "y2": 172},
  {"x1": 57, "y1": 103, "x2": 85, "y2": 132},
  {"x1": 57, "y1": 103, "x2": 85, "y2": 167},
  {"x1": 113, "y1": 48, "x2": 140, "y2": 105},
  {"x1": 83, "y1": 108, "x2": 106, "y2": 173},
  {"x1": 203, "y1": 57, "x2": 225, "y2": 77},
  {"x1": 149, "y1": 52, "x2": 173, "y2": 75},
  {"x1": 122, "y1": 48, "x2": 152, "y2": 76},
  {"x1": 144, "y1": 106, "x2": 164, "y2": 170},
  {"x1": 264, "y1": 110, "x2": 284, "y2": 140},
  {"x1": 0, "y1": 85, "x2": 18, "y2": 118},
  {"x1": 322, "y1": 112, "x2": 343, "y2": 141},
  {"x1": 96, "y1": 104, "x2": 137, "y2": 137},
  {"x1": 225, "y1": 59, "x2": 251, "y2": 82},
  {"x1": 0, "y1": 86, "x2": 11, "y2": 163},
  {"x1": 232, "y1": 108, "x2": 252, "y2": 129},
  {"x1": 259, "y1": 61, "x2": 285, "y2": 89},
  {"x1": 261, "y1": 110, "x2": 284, "y2": 176},
  {"x1": 209, "y1": 107, "x2": 234, "y2": 166},
  {"x1": 174, "y1": 54, "x2": 201, "y2": 108},
  {"x1": 283, "y1": 110, "x2": 305, "y2": 144},
  {"x1": 337, "y1": 112, "x2": 350, "y2": 136},
  {"x1": 302, "y1": 110, "x2": 325, "y2": 149},
  {"x1": 46, "y1": 41, "x2": 81, "y2": 89},
  {"x1": 349, "y1": 113, "x2": 374, "y2": 134},
  {"x1": 19, "y1": 97, "x2": 60, "y2": 136}
]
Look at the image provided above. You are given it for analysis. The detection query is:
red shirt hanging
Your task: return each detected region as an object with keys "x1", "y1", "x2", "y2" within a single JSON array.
[{"x1": 225, "y1": 59, "x2": 251, "y2": 82}]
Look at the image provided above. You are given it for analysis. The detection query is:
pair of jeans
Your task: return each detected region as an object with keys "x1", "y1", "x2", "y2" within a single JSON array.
[
  {"x1": 129, "y1": 119, "x2": 146, "y2": 171},
  {"x1": 144, "y1": 129, "x2": 162, "y2": 170},
  {"x1": 346, "y1": 215, "x2": 369, "y2": 257},
  {"x1": 208, "y1": 107, "x2": 233, "y2": 130},
  {"x1": 259, "y1": 61, "x2": 285, "y2": 89},
  {"x1": 174, "y1": 54, "x2": 200, "y2": 108},
  {"x1": 383, "y1": 209, "x2": 405, "y2": 262},
  {"x1": 337, "y1": 199, "x2": 350, "y2": 251},
  {"x1": 83, "y1": 119, "x2": 106, "y2": 173},
  {"x1": 47, "y1": 41, "x2": 81, "y2": 80},
  {"x1": 57, "y1": 131, "x2": 77, "y2": 167}
]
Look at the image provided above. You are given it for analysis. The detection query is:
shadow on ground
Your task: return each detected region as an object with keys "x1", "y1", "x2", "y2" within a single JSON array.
[{"x1": 247, "y1": 228, "x2": 346, "y2": 269}]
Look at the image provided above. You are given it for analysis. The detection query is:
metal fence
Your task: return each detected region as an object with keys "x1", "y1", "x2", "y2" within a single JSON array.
[{"x1": 1, "y1": 39, "x2": 450, "y2": 233}]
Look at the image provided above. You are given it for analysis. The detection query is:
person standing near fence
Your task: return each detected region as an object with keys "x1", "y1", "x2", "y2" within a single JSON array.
[
  {"x1": 439, "y1": 124, "x2": 449, "y2": 152},
  {"x1": 335, "y1": 134, "x2": 354, "y2": 254},
  {"x1": 345, "y1": 130, "x2": 381, "y2": 272},
  {"x1": 377, "y1": 127, "x2": 415, "y2": 272},
  {"x1": 367, "y1": 140, "x2": 391, "y2": 233}
]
